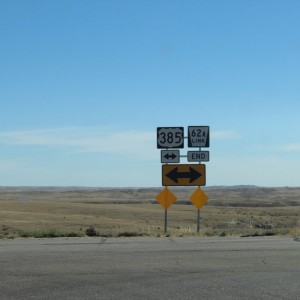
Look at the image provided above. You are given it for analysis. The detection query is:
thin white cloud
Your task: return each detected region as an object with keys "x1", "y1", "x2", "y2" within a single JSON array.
[
  {"x1": 0, "y1": 159, "x2": 22, "y2": 171},
  {"x1": 0, "y1": 127, "x2": 241, "y2": 161},
  {"x1": 0, "y1": 127, "x2": 157, "y2": 160},
  {"x1": 281, "y1": 143, "x2": 300, "y2": 152},
  {"x1": 211, "y1": 130, "x2": 240, "y2": 140}
]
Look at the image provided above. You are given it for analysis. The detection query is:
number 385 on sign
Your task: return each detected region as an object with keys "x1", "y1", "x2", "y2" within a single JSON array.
[{"x1": 157, "y1": 127, "x2": 184, "y2": 149}]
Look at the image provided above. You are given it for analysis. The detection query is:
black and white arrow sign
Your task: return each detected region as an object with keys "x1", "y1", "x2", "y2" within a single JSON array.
[{"x1": 161, "y1": 150, "x2": 180, "y2": 163}]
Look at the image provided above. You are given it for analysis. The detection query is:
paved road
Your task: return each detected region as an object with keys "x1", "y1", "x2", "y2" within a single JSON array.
[{"x1": 1, "y1": 236, "x2": 300, "y2": 299}]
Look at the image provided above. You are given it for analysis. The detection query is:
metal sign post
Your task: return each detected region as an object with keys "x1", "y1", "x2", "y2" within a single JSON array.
[
  {"x1": 164, "y1": 208, "x2": 168, "y2": 234},
  {"x1": 197, "y1": 208, "x2": 200, "y2": 233}
]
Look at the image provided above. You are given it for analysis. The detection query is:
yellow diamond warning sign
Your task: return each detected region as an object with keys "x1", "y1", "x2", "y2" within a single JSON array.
[
  {"x1": 156, "y1": 187, "x2": 177, "y2": 209},
  {"x1": 189, "y1": 188, "x2": 209, "y2": 208}
]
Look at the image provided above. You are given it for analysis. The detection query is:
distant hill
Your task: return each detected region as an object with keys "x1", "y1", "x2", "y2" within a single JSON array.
[
  {"x1": 205, "y1": 185, "x2": 259, "y2": 189},
  {"x1": 202, "y1": 186, "x2": 300, "y2": 207},
  {"x1": 0, "y1": 186, "x2": 300, "y2": 207}
]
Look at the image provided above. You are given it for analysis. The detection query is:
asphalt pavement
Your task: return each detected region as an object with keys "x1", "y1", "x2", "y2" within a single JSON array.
[{"x1": 1, "y1": 236, "x2": 300, "y2": 299}]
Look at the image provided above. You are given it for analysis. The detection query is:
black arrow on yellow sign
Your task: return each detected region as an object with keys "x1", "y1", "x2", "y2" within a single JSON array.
[
  {"x1": 166, "y1": 167, "x2": 202, "y2": 183},
  {"x1": 162, "y1": 164, "x2": 206, "y2": 186}
]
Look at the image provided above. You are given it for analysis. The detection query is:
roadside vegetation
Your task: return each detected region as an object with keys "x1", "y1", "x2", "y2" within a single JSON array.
[{"x1": 0, "y1": 187, "x2": 299, "y2": 239}]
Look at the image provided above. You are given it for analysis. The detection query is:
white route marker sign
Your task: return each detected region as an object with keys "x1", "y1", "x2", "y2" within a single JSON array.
[{"x1": 157, "y1": 127, "x2": 184, "y2": 149}]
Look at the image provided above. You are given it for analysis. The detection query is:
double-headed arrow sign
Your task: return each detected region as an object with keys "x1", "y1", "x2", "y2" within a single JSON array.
[
  {"x1": 161, "y1": 150, "x2": 180, "y2": 163},
  {"x1": 162, "y1": 164, "x2": 206, "y2": 186}
]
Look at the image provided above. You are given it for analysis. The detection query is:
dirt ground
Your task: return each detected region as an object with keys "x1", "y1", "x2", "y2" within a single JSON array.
[{"x1": 1, "y1": 187, "x2": 300, "y2": 237}]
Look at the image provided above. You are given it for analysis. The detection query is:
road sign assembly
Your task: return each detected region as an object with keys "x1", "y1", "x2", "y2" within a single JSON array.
[{"x1": 156, "y1": 125, "x2": 210, "y2": 234}]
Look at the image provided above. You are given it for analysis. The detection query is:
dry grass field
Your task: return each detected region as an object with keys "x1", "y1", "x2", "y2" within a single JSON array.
[{"x1": 0, "y1": 186, "x2": 300, "y2": 238}]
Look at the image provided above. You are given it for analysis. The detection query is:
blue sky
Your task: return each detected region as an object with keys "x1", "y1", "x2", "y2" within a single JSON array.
[{"x1": 0, "y1": 0, "x2": 300, "y2": 187}]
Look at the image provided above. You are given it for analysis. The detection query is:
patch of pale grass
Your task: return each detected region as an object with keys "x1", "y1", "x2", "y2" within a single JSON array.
[{"x1": 1, "y1": 192, "x2": 299, "y2": 238}]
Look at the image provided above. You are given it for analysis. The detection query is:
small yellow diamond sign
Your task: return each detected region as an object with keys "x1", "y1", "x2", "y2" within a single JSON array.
[
  {"x1": 156, "y1": 187, "x2": 177, "y2": 209},
  {"x1": 189, "y1": 188, "x2": 208, "y2": 208}
]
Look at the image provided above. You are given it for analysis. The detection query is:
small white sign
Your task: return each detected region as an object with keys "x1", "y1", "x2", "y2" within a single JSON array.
[
  {"x1": 161, "y1": 150, "x2": 180, "y2": 163},
  {"x1": 187, "y1": 151, "x2": 209, "y2": 162}
]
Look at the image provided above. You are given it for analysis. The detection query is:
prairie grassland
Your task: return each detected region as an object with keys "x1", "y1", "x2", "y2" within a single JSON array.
[{"x1": 0, "y1": 187, "x2": 299, "y2": 238}]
